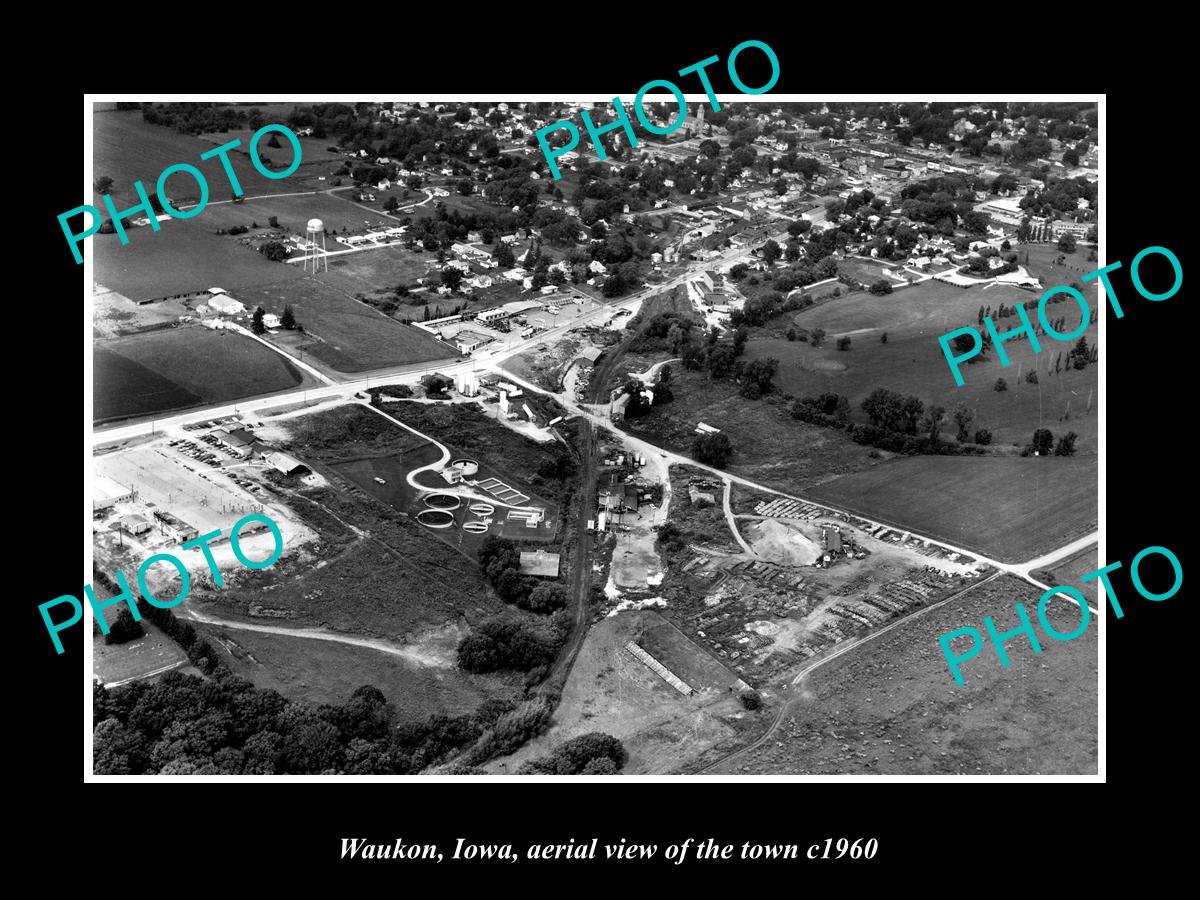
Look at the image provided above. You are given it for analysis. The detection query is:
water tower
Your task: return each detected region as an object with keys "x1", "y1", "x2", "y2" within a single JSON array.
[{"x1": 303, "y1": 217, "x2": 328, "y2": 274}]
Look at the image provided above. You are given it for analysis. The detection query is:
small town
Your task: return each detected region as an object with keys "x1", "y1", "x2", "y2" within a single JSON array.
[{"x1": 86, "y1": 97, "x2": 1099, "y2": 778}]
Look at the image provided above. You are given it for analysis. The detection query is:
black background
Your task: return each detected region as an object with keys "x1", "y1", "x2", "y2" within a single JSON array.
[{"x1": 19, "y1": 25, "x2": 1189, "y2": 887}]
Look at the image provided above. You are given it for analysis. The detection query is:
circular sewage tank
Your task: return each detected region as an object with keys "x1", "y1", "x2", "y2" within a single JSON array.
[
  {"x1": 469, "y1": 503, "x2": 495, "y2": 516},
  {"x1": 450, "y1": 459, "x2": 479, "y2": 477},
  {"x1": 416, "y1": 509, "x2": 455, "y2": 529},
  {"x1": 462, "y1": 521, "x2": 489, "y2": 534},
  {"x1": 424, "y1": 493, "x2": 462, "y2": 510}
]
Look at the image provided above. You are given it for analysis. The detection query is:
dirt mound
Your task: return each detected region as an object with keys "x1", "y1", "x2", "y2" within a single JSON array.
[{"x1": 746, "y1": 519, "x2": 822, "y2": 565}]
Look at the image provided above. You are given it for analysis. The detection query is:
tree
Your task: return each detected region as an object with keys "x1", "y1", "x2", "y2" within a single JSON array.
[
  {"x1": 953, "y1": 405, "x2": 974, "y2": 442},
  {"x1": 260, "y1": 241, "x2": 290, "y2": 262},
  {"x1": 268, "y1": 215, "x2": 280, "y2": 229},
  {"x1": 739, "y1": 357, "x2": 778, "y2": 398},
  {"x1": 383, "y1": 196, "x2": 399, "y2": 212},
  {"x1": 281, "y1": 305, "x2": 297, "y2": 330},
  {"x1": 994, "y1": 377, "x2": 1008, "y2": 392},
  {"x1": 94, "y1": 175, "x2": 115, "y2": 194},
  {"x1": 524, "y1": 583, "x2": 567, "y2": 614},
  {"x1": 440, "y1": 267, "x2": 463, "y2": 291},
  {"x1": 1054, "y1": 431, "x2": 1078, "y2": 456},
  {"x1": 693, "y1": 432, "x2": 733, "y2": 467},
  {"x1": 922, "y1": 404, "x2": 946, "y2": 443},
  {"x1": 880, "y1": 331, "x2": 888, "y2": 343},
  {"x1": 495, "y1": 242, "x2": 515, "y2": 267},
  {"x1": 973, "y1": 428, "x2": 993, "y2": 445},
  {"x1": 251, "y1": 307, "x2": 266, "y2": 335},
  {"x1": 869, "y1": 279, "x2": 893, "y2": 295},
  {"x1": 1071, "y1": 335, "x2": 1090, "y2": 370},
  {"x1": 810, "y1": 328, "x2": 826, "y2": 348},
  {"x1": 761, "y1": 239, "x2": 781, "y2": 266},
  {"x1": 739, "y1": 689, "x2": 763, "y2": 711},
  {"x1": 836, "y1": 336, "x2": 852, "y2": 351},
  {"x1": 700, "y1": 139, "x2": 720, "y2": 158},
  {"x1": 1057, "y1": 232, "x2": 1077, "y2": 254},
  {"x1": 861, "y1": 387, "x2": 907, "y2": 431},
  {"x1": 1029, "y1": 428, "x2": 1054, "y2": 456},
  {"x1": 104, "y1": 608, "x2": 145, "y2": 645}
]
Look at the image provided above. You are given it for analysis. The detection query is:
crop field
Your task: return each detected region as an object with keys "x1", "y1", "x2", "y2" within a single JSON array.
[
  {"x1": 94, "y1": 326, "x2": 312, "y2": 422},
  {"x1": 698, "y1": 573, "x2": 1097, "y2": 775},
  {"x1": 200, "y1": 191, "x2": 395, "y2": 237},
  {"x1": 808, "y1": 455, "x2": 1098, "y2": 563},
  {"x1": 93, "y1": 217, "x2": 304, "y2": 301},
  {"x1": 196, "y1": 624, "x2": 519, "y2": 726},
  {"x1": 92, "y1": 110, "x2": 335, "y2": 209},
  {"x1": 233, "y1": 277, "x2": 458, "y2": 373},
  {"x1": 748, "y1": 277, "x2": 1100, "y2": 452},
  {"x1": 1035, "y1": 543, "x2": 1100, "y2": 605}
]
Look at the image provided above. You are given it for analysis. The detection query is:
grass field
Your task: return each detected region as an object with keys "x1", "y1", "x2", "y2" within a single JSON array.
[
  {"x1": 324, "y1": 245, "x2": 432, "y2": 293},
  {"x1": 94, "y1": 326, "x2": 313, "y2": 422},
  {"x1": 200, "y1": 191, "x2": 395, "y2": 238},
  {"x1": 382, "y1": 401, "x2": 579, "y2": 509},
  {"x1": 196, "y1": 621, "x2": 519, "y2": 726},
  {"x1": 1035, "y1": 543, "x2": 1100, "y2": 605},
  {"x1": 92, "y1": 110, "x2": 334, "y2": 210},
  {"x1": 808, "y1": 455, "x2": 1098, "y2": 563},
  {"x1": 93, "y1": 216, "x2": 304, "y2": 301},
  {"x1": 92, "y1": 622, "x2": 193, "y2": 687},
  {"x1": 838, "y1": 257, "x2": 901, "y2": 284},
  {"x1": 747, "y1": 275, "x2": 1100, "y2": 452},
  {"x1": 233, "y1": 276, "x2": 458, "y2": 373},
  {"x1": 1021, "y1": 243, "x2": 1101, "y2": 300},
  {"x1": 623, "y1": 367, "x2": 886, "y2": 492},
  {"x1": 700, "y1": 573, "x2": 1097, "y2": 775}
]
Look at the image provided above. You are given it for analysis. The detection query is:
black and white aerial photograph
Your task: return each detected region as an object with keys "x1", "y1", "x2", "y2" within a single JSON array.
[{"x1": 83, "y1": 96, "x2": 1102, "y2": 778}]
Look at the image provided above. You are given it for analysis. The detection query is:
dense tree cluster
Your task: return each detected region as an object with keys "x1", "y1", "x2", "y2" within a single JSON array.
[
  {"x1": 517, "y1": 732, "x2": 626, "y2": 775},
  {"x1": 94, "y1": 673, "x2": 546, "y2": 775},
  {"x1": 141, "y1": 103, "x2": 249, "y2": 135},
  {"x1": 791, "y1": 388, "x2": 990, "y2": 457},
  {"x1": 692, "y1": 431, "x2": 734, "y2": 467},
  {"x1": 456, "y1": 618, "x2": 561, "y2": 675}
]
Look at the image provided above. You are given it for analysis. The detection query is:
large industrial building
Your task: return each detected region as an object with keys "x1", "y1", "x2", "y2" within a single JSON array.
[{"x1": 94, "y1": 475, "x2": 134, "y2": 511}]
